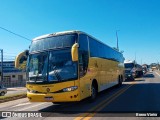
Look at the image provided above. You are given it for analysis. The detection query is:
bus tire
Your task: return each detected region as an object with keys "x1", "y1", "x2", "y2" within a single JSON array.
[
  {"x1": 52, "y1": 102, "x2": 62, "y2": 104},
  {"x1": 131, "y1": 77, "x2": 135, "y2": 81},
  {"x1": 90, "y1": 81, "x2": 98, "y2": 102},
  {"x1": 118, "y1": 76, "x2": 122, "y2": 87}
]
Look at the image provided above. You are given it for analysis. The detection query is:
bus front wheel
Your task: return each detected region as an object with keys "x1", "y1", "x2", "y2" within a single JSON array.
[{"x1": 90, "y1": 83, "x2": 98, "y2": 102}]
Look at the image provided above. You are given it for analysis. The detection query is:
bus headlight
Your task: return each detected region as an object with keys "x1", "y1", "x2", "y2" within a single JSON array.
[
  {"x1": 30, "y1": 90, "x2": 37, "y2": 93},
  {"x1": 28, "y1": 89, "x2": 38, "y2": 93},
  {"x1": 63, "y1": 86, "x2": 78, "y2": 92}
]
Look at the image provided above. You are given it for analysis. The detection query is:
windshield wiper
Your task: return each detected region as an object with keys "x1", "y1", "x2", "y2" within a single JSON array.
[
  {"x1": 29, "y1": 75, "x2": 39, "y2": 82},
  {"x1": 52, "y1": 66, "x2": 62, "y2": 81}
]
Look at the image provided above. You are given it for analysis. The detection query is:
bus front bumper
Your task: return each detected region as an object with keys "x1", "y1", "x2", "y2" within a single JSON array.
[{"x1": 27, "y1": 91, "x2": 80, "y2": 102}]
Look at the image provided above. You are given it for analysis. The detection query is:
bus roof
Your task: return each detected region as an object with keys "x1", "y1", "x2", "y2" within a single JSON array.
[
  {"x1": 32, "y1": 30, "x2": 121, "y2": 54},
  {"x1": 32, "y1": 30, "x2": 80, "y2": 41},
  {"x1": 124, "y1": 60, "x2": 135, "y2": 64}
]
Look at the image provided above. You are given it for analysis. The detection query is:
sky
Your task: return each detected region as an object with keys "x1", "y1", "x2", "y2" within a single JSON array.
[{"x1": 0, "y1": 0, "x2": 160, "y2": 64}]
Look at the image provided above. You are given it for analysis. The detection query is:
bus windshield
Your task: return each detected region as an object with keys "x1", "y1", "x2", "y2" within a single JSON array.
[
  {"x1": 27, "y1": 52, "x2": 48, "y2": 82},
  {"x1": 27, "y1": 49, "x2": 78, "y2": 83},
  {"x1": 124, "y1": 63, "x2": 134, "y2": 68},
  {"x1": 48, "y1": 49, "x2": 77, "y2": 81}
]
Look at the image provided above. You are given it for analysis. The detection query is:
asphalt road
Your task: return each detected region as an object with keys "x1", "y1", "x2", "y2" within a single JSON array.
[{"x1": 0, "y1": 71, "x2": 160, "y2": 120}]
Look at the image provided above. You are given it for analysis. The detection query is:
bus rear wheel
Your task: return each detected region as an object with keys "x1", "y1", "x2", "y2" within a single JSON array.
[
  {"x1": 52, "y1": 102, "x2": 61, "y2": 104},
  {"x1": 118, "y1": 76, "x2": 122, "y2": 87}
]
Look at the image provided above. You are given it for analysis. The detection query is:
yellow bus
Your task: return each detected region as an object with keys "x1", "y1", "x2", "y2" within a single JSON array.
[{"x1": 15, "y1": 30, "x2": 125, "y2": 103}]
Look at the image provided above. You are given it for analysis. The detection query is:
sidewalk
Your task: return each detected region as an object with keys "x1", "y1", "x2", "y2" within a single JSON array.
[
  {"x1": 155, "y1": 70, "x2": 160, "y2": 74},
  {"x1": 7, "y1": 87, "x2": 26, "y2": 91},
  {"x1": 155, "y1": 70, "x2": 160, "y2": 76}
]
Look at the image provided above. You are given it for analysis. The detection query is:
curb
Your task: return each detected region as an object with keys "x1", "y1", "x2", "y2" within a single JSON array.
[{"x1": 0, "y1": 93, "x2": 27, "y2": 103}]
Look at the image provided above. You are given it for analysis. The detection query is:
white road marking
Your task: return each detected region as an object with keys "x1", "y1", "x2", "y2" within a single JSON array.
[
  {"x1": 155, "y1": 72, "x2": 160, "y2": 77},
  {"x1": 17, "y1": 103, "x2": 47, "y2": 111},
  {"x1": 11, "y1": 102, "x2": 31, "y2": 108}
]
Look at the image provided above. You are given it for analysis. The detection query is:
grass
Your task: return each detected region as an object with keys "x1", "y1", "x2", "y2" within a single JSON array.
[{"x1": 0, "y1": 93, "x2": 27, "y2": 103}]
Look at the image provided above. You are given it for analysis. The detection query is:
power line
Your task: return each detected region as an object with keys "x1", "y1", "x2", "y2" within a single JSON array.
[
  {"x1": 3, "y1": 58, "x2": 15, "y2": 61},
  {"x1": 4, "y1": 55, "x2": 16, "y2": 57},
  {"x1": 3, "y1": 57, "x2": 15, "y2": 59},
  {"x1": 0, "y1": 26, "x2": 31, "y2": 42},
  {"x1": 4, "y1": 52, "x2": 17, "y2": 54}
]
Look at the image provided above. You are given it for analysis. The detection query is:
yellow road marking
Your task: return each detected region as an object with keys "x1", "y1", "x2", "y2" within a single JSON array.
[
  {"x1": 74, "y1": 84, "x2": 134, "y2": 120},
  {"x1": 83, "y1": 84, "x2": 133, "y2": 120},
  {"x1": 74, "y1": 85, "x2": 131, "y2": 120}
]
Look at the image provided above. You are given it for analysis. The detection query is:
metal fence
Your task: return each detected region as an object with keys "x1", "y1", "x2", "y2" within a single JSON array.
[{"x1": 3, "y1": 80, "x2": 26, "y2": 88}]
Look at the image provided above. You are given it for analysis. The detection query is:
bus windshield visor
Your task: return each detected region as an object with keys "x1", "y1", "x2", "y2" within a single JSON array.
[{"x1": 30, "y1": 34, "x2": 77, "y2": 53}]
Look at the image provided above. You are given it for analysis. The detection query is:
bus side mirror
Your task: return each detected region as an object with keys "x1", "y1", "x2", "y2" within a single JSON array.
[
  {"x1": 15, "y1": 50, "x2": 29, "y2": 70},
  {"x1": 71, "y1": 43, "x2": 79, "y2": 61}
]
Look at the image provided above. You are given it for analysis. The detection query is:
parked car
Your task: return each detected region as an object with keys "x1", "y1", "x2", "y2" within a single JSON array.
[{"x1": 0, "y1": 85, "x2": 7, "y2": 96}]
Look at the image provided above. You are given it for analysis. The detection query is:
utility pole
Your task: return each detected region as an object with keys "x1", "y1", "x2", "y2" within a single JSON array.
[
  {"x1": 157, "y1": 59, "x2": 159, "y2": 71},
  {"x1": 116, "y1": 30, "x2": 119, "y2": 51},
  {"x1": 0, "y1": 49, "x2": 3, "y2": 84},
  {"x1": 134, "y1": 52, "x2": 137, "y2": 68},
  {"x1": 135, "y1": 52, "x2": 137, "y2": 62}
]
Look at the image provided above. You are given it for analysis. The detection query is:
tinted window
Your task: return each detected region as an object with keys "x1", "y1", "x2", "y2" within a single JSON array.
[
  {"x1": 79, "y1": 34, "x2": 88, "y2": 51},
  {"x1": 124, "y1": 63, "x2": 134, "y2": 68},
  {"x1": 78, "y1": 34, "x2": 89, "y2": 77},
  {"x1": 48, "y1": 49, "x2": 78, "y2": 81},
  {"x1": 89, "y1": 37, "x2": 124, "y2": 62}
]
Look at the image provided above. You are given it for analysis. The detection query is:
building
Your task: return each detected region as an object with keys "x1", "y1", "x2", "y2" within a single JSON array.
[
  {"x1": 0, "y1": 61, "x2": 26, "y2": 87},
  {"x1": 150, "y1": 63, "x2": 158, "y2": 71}
]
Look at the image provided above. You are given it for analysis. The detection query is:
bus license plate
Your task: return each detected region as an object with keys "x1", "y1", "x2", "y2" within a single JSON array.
[{"x1": 44, "y1": 96, "x2": 53, "y2": 101}]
